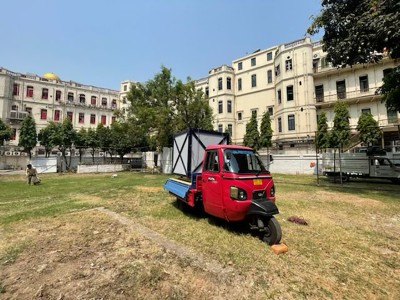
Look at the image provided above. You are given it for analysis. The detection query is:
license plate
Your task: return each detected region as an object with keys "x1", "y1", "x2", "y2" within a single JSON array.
[{"x1": 253, "y1": 179, "x2": 262, "y2": 185}]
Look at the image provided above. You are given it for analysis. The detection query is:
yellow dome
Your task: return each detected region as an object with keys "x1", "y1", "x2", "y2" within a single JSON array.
[{"x1": 42, "y1": 72, "x2": 61, "y2": 81}]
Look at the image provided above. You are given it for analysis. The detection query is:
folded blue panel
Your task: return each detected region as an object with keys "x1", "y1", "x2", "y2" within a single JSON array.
[{"x1": 164, "y1": 178, "x2": 191, "y2": 199}]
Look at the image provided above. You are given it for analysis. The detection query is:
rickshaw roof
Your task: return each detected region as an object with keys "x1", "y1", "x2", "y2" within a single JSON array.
[{"x1": 205, "y1": 144, "x2": 254, "y2": 151}]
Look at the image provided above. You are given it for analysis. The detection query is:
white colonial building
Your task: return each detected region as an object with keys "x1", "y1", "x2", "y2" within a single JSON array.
[
  {"x1": 195, "y1": 37, "x2": 400, "y2": 154},
  {"x1": 0, "y1": 68, "x2": 122, "y2": 154},
  {"x1": 1, "y1": 37, "x2": 399, "y2": 157}
]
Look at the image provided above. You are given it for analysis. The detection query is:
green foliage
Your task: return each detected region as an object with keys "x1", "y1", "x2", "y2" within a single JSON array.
[
  {"x1": 86, "y1": 128, "x2": 99, "y2": 162},
  {"x1": 111, "y1": 122, "x2": 131, "y2": 161},
  {"x1": 38, "y1": 122, "x2": 58, "y2": 157},
  {"x1": 330, "y1": 102, "x2": 351, "y2": 149},
  {"x1": 110, "y1": 121, "x2": 147, "y2": 161},
  {"x1": 316, "y1": 111, "x2": 330, "y2": 151},
  {"x1": 308, "y1": 0, "x2": 400, "y2": 66},
  {"x1": 308, "y1": 1, "x2": 400, "y2": 112},
  {"x1": 224, "y1": 127, "x2": 232, "y2": 145},
  {"x1": 174, "y1": 80, "x2": 213, "y2": 131},
  {"x1": 376, "y1": 66, "x2": 400, "y2": 112},
  {"x1": 357, "y1": 112, "x2": 382, "y2": 146},
  {"x1": 259, "y1": 112, "x2": 273, "y2": 148},
  {"x1": 0, "y1": 118, "x2": 12, "y2": 143},
  {"x1": 18, "y1": 115, "x2": 37, "y2": 159},
  {"x1": 51, "y1": 118, "x2": 77, "y2": 169},
  {"x1": 75, "y1": 128, "x2": 88, "y2": 162},
  {"x1": 243, "y1": 113, "x2": 260, "y2": 150},
  {"x1": 96, "y1": 123, "x2": 113, "y2": 159},
  {"x1": 127, "y1": 66, "x2": 213, "y2": 150}
]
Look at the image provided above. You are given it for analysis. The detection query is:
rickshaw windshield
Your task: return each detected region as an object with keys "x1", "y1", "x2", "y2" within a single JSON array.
[{"x1": 223, "y1": 149, "x2": 267, "y2": 174}]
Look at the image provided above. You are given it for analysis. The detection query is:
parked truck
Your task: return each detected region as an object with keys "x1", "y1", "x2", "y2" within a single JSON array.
[
  {"x1": 321, "y1": 152, "x2": 400, "y2": 183},
  {"x1": 163, "y1": 129, "x2": 281, "y2": 245}
]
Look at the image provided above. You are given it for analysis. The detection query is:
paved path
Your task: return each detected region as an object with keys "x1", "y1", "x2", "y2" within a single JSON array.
[{"x1": 0, "y1": 170, "x2": 25, "y2": 175}]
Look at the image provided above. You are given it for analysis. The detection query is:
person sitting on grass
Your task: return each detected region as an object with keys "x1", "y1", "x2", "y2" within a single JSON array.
[{"x1": 26, "y1": 164, "x2": 40, "y2": 185}]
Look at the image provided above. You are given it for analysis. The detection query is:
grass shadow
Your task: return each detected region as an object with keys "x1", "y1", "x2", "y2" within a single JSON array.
[{"x1": 171, "y1": 199, "x2": 262, "y2": 241}]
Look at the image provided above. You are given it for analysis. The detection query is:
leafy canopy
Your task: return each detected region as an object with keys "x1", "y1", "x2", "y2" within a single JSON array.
[
  {"x1": 308, "y1": 0, "x2": 400, "y2": 66},
  {"x1": 330, "y1": 101, "x2": 351, "y2": 149},
  {"x1": 0, "y1": 118, "x2": 12, "y2": 142},
  {"x1": 316, "y1": 111, "x2": 330, "y2": 151},
  {"x1": 38, "y1": 122, "x2": 58, "y2": 157},
  {"x1": 357, "y1": 112, "x2": 382, "y2": 146},
  {"x1": 18, "y1": 115, "x2": 37, "y2": 158},
  {"x1": 259, "y1": 111, "x2": 273, "y2": 148},
  {"x1": 308, "y1": 0, "x2": 400, "y2": 111},
  {"x1": 376, "y1": 67, "x2": 400, "y2": 112},
  {"x1": 243, "y1": 113, "x2": 260, "y2": 150},
  {"x1": 127, "y1": 66, "x2": 213, "y2": 149}
]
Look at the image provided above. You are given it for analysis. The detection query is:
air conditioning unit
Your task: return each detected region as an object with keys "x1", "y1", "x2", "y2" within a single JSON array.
[
  {"x1": 21, "y1": 152, "x2": 28, "y2": 156},
  {"x1": 99, "y1": 152, "x2": 105, "y2": 157},
  {"x1": 74, "y1": 151, "x2": 80, "y2": 156},
  {"x1": 13, "y1": 151, "x2": 21, "y2": 156},
  {"x1": 313, "y1": 53, "x2": 320, "y2": 59},
  {"x1": 5, "y1": 151, "x2": 12, "y2": 156},
  {"x1": 65, "y1": 151, "x2": 71, "y2": 156},
  {"x1": 57, "y1": 152, "x2": 63, "y2": 156}
]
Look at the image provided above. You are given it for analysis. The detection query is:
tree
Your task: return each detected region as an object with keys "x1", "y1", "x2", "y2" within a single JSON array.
[
  {"x1": 52, "y1": 118, "x2": 77, "y2": 170},
  {"x1": 86, "y1": 128, "x2": 99, "y2": 163},
  {"x1": 308, "y1": 0, "x2": 400, "y2": 111},
  {"x1": 174, "y1": 79, "x2": 213, "y2": 131},
  {"x1": 224, "y1": 127, "x2": 232, "y2": 145},
  {"x1": 38, "y1": 122, "x2": 58, "y2": 157},
  {"x1": 19, "y1": 115, "x2": 37, "y2": 159},
  {"x1": 96, "y1": 123, "x2": 113, "y2": 161},
  {"x1": 259, "y1": 112, "x2": 273, "y2": 149},
  {"x1": 75, "y1": 128, "x2": 88, "y2": 163},
  {"x1": 0, "y1": 118, "x2": 12, "y2": 144},
  {"x1": 376, "y1": 67, "x2": 400, "y2": 112},
  {"x1": 127, "y1": 66, "x2": 214, "y2": 150},
  {"x1": 308, "y1": 0, "x2": 400, "y2": 66},
  {"x1": 357, "y1": 112, "x2": 382, "y2": 146},
  {"x1": 243, "y1": 113, "x2": 260, "y2": 150},
  {"x1": 111, "y1": 121, "x2": 132, "y2": 162},
  {"x1": 128, "y1": 66, "x2": 175, "y2": 150},
  {"x1": 315, "y1": 111, "x2": 330, "y2": 152},
  {"x1": 330, "y1": 102, "x2": 351, "y2": 151}
]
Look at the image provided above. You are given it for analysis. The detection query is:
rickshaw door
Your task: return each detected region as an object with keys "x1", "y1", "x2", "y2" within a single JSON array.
[{"x1": 202, "y1": 150, "x2": 224, "y2": 218}]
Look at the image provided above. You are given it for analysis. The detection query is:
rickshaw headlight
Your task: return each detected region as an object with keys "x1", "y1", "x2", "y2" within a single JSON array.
[
  {"x1": 230, "y1": 186, "x2": 247, "y2": 200},
  {"x1": 270, "y1": 185, "x2": 275, "y2": 197}
]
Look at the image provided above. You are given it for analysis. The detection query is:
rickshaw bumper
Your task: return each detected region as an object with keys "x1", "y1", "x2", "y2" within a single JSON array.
[{"x1": 246, "y1": 198, "x2": 279, "y2": 217}]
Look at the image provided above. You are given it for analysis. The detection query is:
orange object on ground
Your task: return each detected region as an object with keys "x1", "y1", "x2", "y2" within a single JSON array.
[{"x1": 271, "y1": 243, "x2": 288, "y2": 254}]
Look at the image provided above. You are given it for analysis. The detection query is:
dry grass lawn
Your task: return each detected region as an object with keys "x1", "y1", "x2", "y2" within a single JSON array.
[{"x1": 0, "y1": 172, "x2": 399, "y2": 299}]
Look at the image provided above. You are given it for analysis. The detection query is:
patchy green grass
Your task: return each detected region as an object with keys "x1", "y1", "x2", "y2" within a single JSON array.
[
  {"x1": 0, "y1": 242, "x2": 27, "y2": 265},
  {"x1": 0, "y1": 171, "x2": 399, "y2": 299}
]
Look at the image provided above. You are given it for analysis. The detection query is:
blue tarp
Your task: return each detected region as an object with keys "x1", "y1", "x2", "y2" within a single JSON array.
[{"x1": 164, "y1": 178, "x2": 191, "y2": 199}]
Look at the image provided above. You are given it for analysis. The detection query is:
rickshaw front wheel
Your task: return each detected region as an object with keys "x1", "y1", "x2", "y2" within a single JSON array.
[{"x1": 261, "y1": 217, "x2": 282, "y2": 245}]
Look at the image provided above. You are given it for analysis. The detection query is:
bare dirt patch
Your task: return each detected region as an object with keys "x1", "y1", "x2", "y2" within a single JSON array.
[{"x1": 0, "y1": 208, "x2": 273, "y2": 299}]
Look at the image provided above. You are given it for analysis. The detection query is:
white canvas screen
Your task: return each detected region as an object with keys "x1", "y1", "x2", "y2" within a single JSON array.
[
  {"x1": 173, "y1": 131, "x2": 189, "y2": 176},
  {"x1": 191, "y1": 131, "x2": 227, "y2": 174}
]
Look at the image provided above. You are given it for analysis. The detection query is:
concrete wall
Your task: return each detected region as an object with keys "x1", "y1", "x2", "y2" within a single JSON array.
[
  {"x1": 30, "y1": 157, "x2": 58, "y2": 173},
  {"x1": 265, "y1": 154, "x2": 319, "y2": 175},
  {"x1": 77, "y1": 164, "x2": 130, "y2": 174}
]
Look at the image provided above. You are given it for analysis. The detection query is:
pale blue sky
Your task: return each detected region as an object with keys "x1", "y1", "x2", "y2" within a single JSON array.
[{"x1": 1, "y1": 0, "x2": 323, "y2": 90}]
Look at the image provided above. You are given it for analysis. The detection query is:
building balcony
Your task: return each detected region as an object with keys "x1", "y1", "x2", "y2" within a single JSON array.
[{"x1": 314, "y1": 87, "x2": 381, "y2": 107}]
